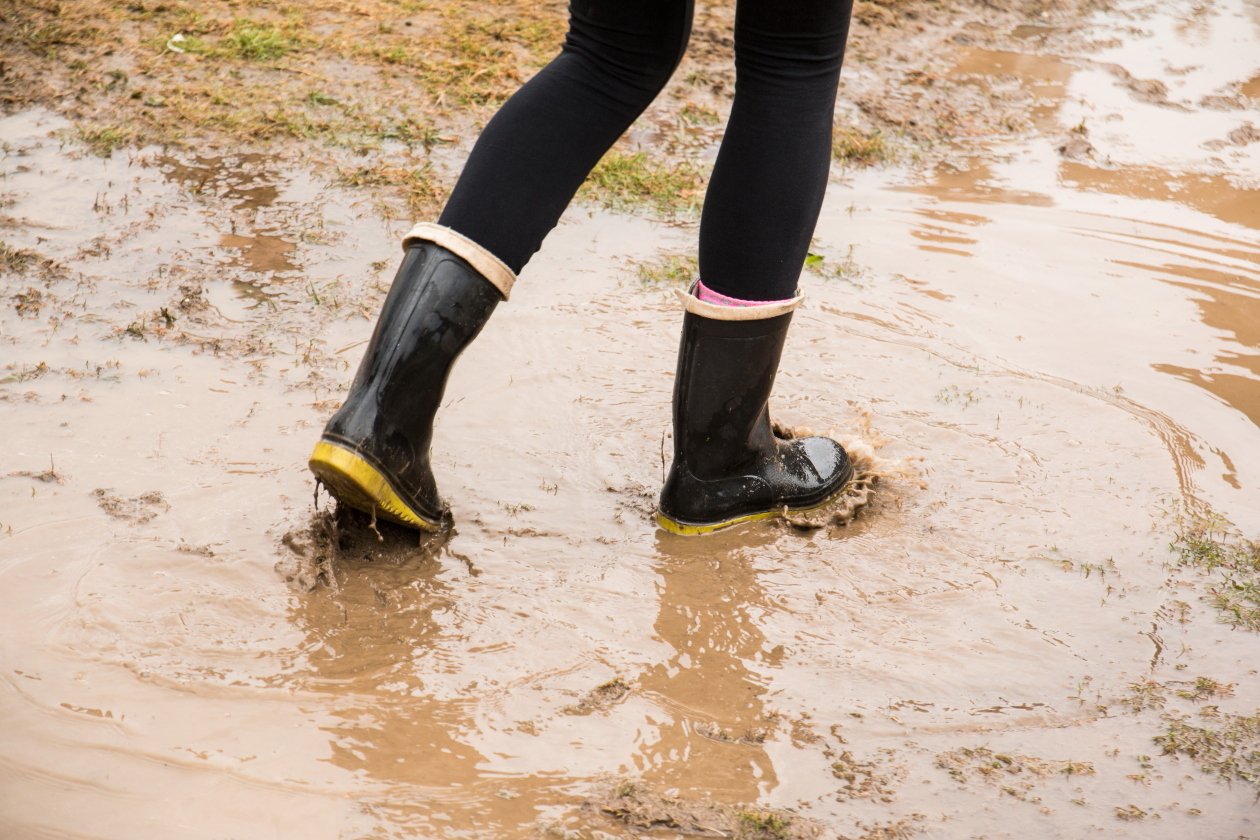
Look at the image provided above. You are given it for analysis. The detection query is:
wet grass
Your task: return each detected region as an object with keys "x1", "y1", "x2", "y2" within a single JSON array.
[
  {"x1": 222, "y1": 20, "x2": 299, "y2": 61},
  {"x1": 0, "y1": 1, "x2": 735, "y2": 216},
  {"x1": 635, "y1": 253, "x2": 697, "y2": 287},
  {"x1": 0, "y1": 243, "x2": 40, "y2": 275},
  {"x1": 833, "y1": 126, "x2": 891, "y2": 166},
  {"x1": 1123, "y1": 676, "x2": 1235, "y2": 713},
  {"x1": 11, "y1": 287, "x2": 43, "y2": 317},
  {"x1": 1173, "y1": 676, "x2": 1234, "y2": 702},
  {"x1": 1155, "y1": 710, "x2": 1260, "y2": 786},
  {"x1": 734, "y1": 809, "x2": 792, "y2": 839},
  {"x1": 0, "y1": 1, "x2": 564, "y2": 159},
  {"x1": 1123, "y1": 679, "x2": 1166, "y2": 712},
  {"x1": 936, "y1": 747, "x2": 1094, "y2": 802},
  {"x1": 0, "y1": 242, "x2": 66, "y2": 281},
  {"x1": 76, "y1": 124, "x2": 135, "y2": 157},
  {"x1": 1170, "y1": 512, "x2": 1260, "y2": 631},
  {"x1": 336, "y1": 161, "x2": 445, "y2": 215},
  {"x1": 582, "y1": 150, "x2": 705, "y2": 216},
  {"x1": 804, "y1": 244, "x2": 869, "y2": 284}
]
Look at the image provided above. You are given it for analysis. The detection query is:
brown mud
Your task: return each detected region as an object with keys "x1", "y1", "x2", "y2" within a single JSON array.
[{"x1": 2, "y1": 1, "x2": 1260, "y2": 838}]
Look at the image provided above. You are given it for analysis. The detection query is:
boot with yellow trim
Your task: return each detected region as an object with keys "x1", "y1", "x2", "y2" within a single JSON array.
[
  {"x1": 309, "y1": 223, "x2": 515, "y2": 531},
  {"x1": 656, "y1": 287, "x2": 854, "y2": 535}
]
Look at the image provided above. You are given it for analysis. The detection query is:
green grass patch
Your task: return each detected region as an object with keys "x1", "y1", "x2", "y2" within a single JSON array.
[
  {"x1": 833, "y1": 126, "x2": 891, "y2": 166},
  {"x1": 336, "y1": 162, "x2": 445, "y2": 214},
  {"x1": 635, "y1": 254, "x2": 697, "y2": 287},
  {"x1": 223, "y1": 20, "x2": 298, "y2": 61},
  {"x1": 1171, "y1": 513, "x2": 1260, "y2": 631},
  {"x1": 1155, "y1": 710, "x2": 1260, "y2": 786},
  {"x1": 582, "y1": 150, "x2": 704, "y2": 215},
  {"x1": 734, "y1": 809, "x2": 792, "y2": 839},
  {"x1": 679, "y1": 101, "x2": 721, "y2": 126},
  {"x1": 76, "y1": 123, "x2": 136, "y2": 156}
]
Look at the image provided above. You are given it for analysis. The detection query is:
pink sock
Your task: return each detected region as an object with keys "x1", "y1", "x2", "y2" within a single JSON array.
[{"x1": 695, "y1": 279, "x2": 791, "y2": 307}]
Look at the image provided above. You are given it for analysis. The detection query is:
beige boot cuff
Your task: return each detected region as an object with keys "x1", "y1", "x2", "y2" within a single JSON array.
[
  {"x1": 402, "y1": 223, "x2": 517, "y2": 300},
  {"x1": 674, "y1": 287, "x2": 804, "y2": 321}
]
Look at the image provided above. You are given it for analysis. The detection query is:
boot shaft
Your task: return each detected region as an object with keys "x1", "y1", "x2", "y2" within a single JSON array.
[
  {"x1": 671, "y1": 308, "x2": 794, "y2": 480},
  {"x1": 316, "y1": 228, "x2": 511, "y2": 526}
]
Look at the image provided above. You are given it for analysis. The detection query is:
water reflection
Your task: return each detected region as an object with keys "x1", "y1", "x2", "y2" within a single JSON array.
[{"x1": 634, "y1": 527, "x2": 787, "y2": 802}]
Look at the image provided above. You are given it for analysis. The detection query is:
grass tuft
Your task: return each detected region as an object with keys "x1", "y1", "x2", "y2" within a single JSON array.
[
  {"x1": 336, "y1": 161, "x2": 445, "y2": 215},
  {"x1": 1171, "y1": 513, "x2": 1260, "y2": 631},
  {"x1": 77, "y1": 124, "x2": 136, "y2": 156},
  {"x1": 1155, "y1": 710, "x2": 1260, "y2": 786},
  {"x1": 734, "y1": 809, "x2": 792, "y2": 839},
  {"x1": 582, "y1": 150, "x2": 704, "y2": 216},
  {"x1": 635, "y1": 254, "x2": 697, "y2": 287},
  {"x1": 224, "y1": 20, "x2": 298, "y2": 61},
  {"x1": 833, "y1": 126, "x2": 891, "y2": 166}
]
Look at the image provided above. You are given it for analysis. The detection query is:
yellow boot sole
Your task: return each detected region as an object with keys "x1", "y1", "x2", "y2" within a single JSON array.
[
  {"x1": 655, "y1": 487, "x2": 848, "y2": 536},
  {"x1": 308, "y1": 440, "x2": 443, "y2": 532}
]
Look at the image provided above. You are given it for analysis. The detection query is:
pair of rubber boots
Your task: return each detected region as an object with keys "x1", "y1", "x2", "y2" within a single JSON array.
[{"x1": 309, "y1": 225, "x2": 853, "y2": 535}]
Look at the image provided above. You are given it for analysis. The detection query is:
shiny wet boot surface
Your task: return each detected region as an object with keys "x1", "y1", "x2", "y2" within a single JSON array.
[
  {"x1": 657, "y1": 306, "x2": 854, "y2": 535},
  {"x1": 310, "y1": 239, "x2": 502, "y2": 530}
]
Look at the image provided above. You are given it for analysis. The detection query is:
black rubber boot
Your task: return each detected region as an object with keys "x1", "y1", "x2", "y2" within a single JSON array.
[
  {"x1": 657, "y1": 290, "x2": 853, "y2": 535},
  {"x1": 309, "y1": 224, "x2": 515, "y2": 530}
]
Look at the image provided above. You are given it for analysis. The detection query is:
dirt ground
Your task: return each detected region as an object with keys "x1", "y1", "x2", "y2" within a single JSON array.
[{"x1": 2, "y1": 0, "x2": 1259, "y2": 837}]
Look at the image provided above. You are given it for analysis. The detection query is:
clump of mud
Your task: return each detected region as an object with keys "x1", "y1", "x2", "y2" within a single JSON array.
[
  {"x1": 1057, "y1": 121, "x2": 1097, "y2": 161},
  {"x1": 589, "y1": 780, "x2": 823, "y2": 839},
  {"x1": 562, "y1": 677, "x2": 631, "y2": 716},
  {"x1": 694, "y1": 717, "x2": 775, "y2": 745},
  {"x1": 276, "y1": 502, "x2": 445, "y2": 592},
  {"x1": 93, "y1": 488, "x2": 169, "y2": 523}
]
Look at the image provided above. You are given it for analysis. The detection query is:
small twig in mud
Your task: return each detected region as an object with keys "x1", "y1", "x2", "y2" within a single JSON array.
[
  {"x1": 8, "y1": 453, "x2": 63, "y2": 484},
  {"x1": 1143, "y1": 623, "x2": 1164, "y2": 671},
  {"x1": 313, "y1": 477, "x2": 322, "y2": 510},
  {"x1": 660, "y1": 428, "x2": 666, "y2": 484},
  {"x1": 368, "y1": 505, "x2": 384, "y2": 542},
  {"x1": 449, "y1": 546, "x2": 480, "y2": 576}
]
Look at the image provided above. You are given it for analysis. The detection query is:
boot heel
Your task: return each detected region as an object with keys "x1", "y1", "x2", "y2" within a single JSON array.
[{"x1": 309, "y1": 440, "x2": 443, "y2": 531}]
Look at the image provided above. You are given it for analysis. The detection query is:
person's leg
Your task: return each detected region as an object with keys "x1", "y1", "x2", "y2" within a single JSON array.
[
  {"x1": 698, "y1": 0, "x2": 854, "y2": 302},
  {"x1": 440, "y1": 0, "x2": 695, "y2": 273},
  {"x1": 312, "y1": 2, "x2": 693, "y2": 530},
  {"x1": 659, "y1": 0, "x2": 857, "y2": 534}
]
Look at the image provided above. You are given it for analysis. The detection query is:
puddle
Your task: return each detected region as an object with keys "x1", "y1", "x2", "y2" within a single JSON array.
[
  {"x1": 2, "y1": 1, "x2": 1260, "y2": 838},
  {"x1": 1060, "y1": 161, "x2": 1260, "y2": 230},
  {"x1": 1244, "y1": 72, "x2": 1260, "y2": 100}
]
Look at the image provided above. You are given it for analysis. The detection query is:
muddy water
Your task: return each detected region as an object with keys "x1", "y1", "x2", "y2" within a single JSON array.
[{"x1": 3, "y1": 2, "x2": 1259, "y2": 838}]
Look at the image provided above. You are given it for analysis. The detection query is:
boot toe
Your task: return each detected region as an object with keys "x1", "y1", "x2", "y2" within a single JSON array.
[
  {"x1": 775, "y1": 436, "x2": 853, "y2": 510},
  {"x1": 799, "y1": 435, "x2": 851, "y2": 487}
]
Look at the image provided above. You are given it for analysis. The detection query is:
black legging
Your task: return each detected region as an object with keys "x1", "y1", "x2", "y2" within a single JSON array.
[{"x1": 438, "y1": 0, "x2": 854, "y2": 301}]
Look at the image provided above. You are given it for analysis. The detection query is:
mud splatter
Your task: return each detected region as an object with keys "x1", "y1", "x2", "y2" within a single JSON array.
[
  {"x1": 772, "y1": 421, "x2": 882, "y2": 530},
  {"x1": 93, "y1": 489, "x2": 169, "y2": 523},
  {"x1": 277, "y1": 505, "x2": 441, "y2": 592}
]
